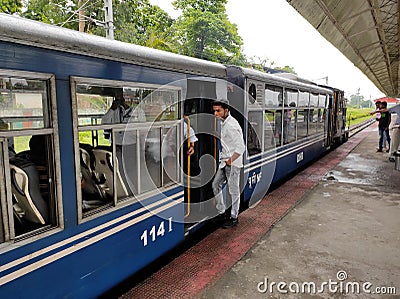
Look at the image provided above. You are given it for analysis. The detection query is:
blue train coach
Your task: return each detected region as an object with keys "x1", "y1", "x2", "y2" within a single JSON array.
[
  {"x1": 0, "y1": 13, "x2": 227, "y2": 298},
  {"x1": 0, "y1": 13, "x2": 347, "y2": 298}
]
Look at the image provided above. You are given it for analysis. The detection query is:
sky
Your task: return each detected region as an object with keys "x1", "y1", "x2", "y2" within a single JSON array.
[{"x1": 148, "y1": 0, "x2": 386, "y2": 101}]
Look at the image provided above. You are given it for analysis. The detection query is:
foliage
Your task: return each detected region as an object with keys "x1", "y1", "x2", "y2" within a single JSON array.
[
  {"x1": 21, "y1": 0, "x2": 175, "y2": 51},
  {"x1": 113, "y1": 0, "x2": 175, "y2": 51},
  {"x1": 248, "y1": 56, "x2": 274, "y2": 71},
  {"x1": 0, "y1": 0, "x2": 22, "y2": 14},
  {"x1": 274, "y1": 65, "x2": 297, "y2": 75},
  {"x1": 348, "y1": 93, "x2": 373, "y2": 108},
  {"x1": 172, "y1": 0, "x2": 245, "y2": 64},
  {"x1": 22, "y1": 0, "x2": 99, "y2": 30},
  {"x1": 346, "y1": 107, "x2": 374, "y2": 126},
  {"x1": 246, "y1": 56, "x2": 297, "y2": 74},
  {"x1": 19, "y1": 0, "x2": 278, "y2": 68}
]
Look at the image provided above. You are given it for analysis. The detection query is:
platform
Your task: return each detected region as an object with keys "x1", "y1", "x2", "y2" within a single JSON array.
[{"x1": 118, "y1": 123, "x2": 400, "y2": 298}]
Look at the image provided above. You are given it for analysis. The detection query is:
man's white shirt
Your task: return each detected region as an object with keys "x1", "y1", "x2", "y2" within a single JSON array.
[{"x1": 219, "y1": 114, "x2": 245, "y2": 168}]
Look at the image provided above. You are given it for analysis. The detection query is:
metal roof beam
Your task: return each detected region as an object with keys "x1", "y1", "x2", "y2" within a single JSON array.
[
  {"x1": 288, "y1": 0, "x2": 399, "y2": 97},
  {"x1": 347, "y1": 26, "x2": 379, "y2": 39},
  {"x1": 369, "y1": 0, "x2": 394, "y2": 92},
  {"x1": 340, "y1": 8, "x2": 373, "y2": 23},
  {"x1": 314, "y1": 0, "x2": 391, "y2": 95}
]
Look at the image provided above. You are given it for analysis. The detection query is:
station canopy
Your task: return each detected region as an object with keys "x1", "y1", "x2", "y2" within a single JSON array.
[{"x1": 287, "y1": 0, "x2": 399, "y2": 98}]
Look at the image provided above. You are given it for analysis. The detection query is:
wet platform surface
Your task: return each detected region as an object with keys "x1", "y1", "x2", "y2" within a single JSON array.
[{"x1": 119, "y1": 124, "x2": 400, "y2": 299}]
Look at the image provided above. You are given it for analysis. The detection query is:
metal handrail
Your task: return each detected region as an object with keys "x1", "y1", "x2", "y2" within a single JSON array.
[{"x1": 184, "y1": 116, "x2": 191, "y2": 218}]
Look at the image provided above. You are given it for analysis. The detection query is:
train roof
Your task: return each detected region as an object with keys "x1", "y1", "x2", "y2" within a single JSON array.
[
  {"x1": 226, "y1": 65, "x2": 334, "y2": 95},
  {"x1": 0, "y1": 13, "x2": 226, "y2": 78}
]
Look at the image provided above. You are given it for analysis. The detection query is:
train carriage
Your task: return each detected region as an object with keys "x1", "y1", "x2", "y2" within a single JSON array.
[
  {"x1": 225, "y1": 66, "x2": 346, "y2": 206},
  {"x1": 0, "y1": 13, "x2": 226, "y2": 298},
  {"x1": 0, "y1": 13, "x2": 348, "y2": 298}
]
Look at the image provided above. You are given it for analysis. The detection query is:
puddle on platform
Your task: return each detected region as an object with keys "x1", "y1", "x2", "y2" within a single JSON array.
[{"x1": 324, "y1": 153, "x2": 383, "y2": 185}]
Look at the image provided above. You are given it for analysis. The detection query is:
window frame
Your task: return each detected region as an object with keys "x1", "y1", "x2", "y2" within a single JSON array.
[
  {"x1": 0, "y1": 69, "x2": 63, "y2": 244},
  {"x1": 264, "y1": 84, "x2": 284, "y2": 152},
  {"x1": 70, "y1": 77, "x2": 183, "y2": 222},
  {"x1": 246, "y1": 80, "x2": 265, "y2": 159}
]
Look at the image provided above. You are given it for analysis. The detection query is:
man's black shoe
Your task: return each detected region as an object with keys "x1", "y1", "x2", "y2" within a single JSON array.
[
  {"x1": 222, "y1": 217, "x2": 238, "y2": 228},
  {"x1": 212, "y1": 213, "x2": 226, "y2": 224}
]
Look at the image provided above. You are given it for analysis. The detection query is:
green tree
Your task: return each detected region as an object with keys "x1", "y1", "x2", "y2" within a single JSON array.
[
  {"x1": 22, "y1": 0, "x2": 103, "y2": 30},
  {"x1": 21, "y1": 0, "x2": 175, "y2": 51},
  {"x1": 274, "y1": 65, "x2": 297, "y2": 75},
  {"x1": 113, "y1": 1, "x2": 175, "y2": 51},
  {"x1": 0, "y1": 0, "x2": 23, "y2": 14},
  {"x1": 248, "y1": 56, "x2": 275, "y2": 71},
  {"x1": 172, "y1": 0, "x2": 244, "y2": 64},
  {"x1": 349, "y1": 93, "x2": 364, "y2": 107}
]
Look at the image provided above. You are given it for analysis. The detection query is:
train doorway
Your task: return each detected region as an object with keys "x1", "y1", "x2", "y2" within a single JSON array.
[{"x1": 183, "y1": 79, "x2": 219, "y2": 229}]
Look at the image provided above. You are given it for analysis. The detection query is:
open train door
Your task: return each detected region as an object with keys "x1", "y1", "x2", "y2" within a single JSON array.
[
  {"x1": 183, "y1": 77, "x2": 227, "y2": 230},
  {"x1": 325, "y1": 93, "x2": 335, "y2": 148},
  {"x1": 327, "y1": 89, "x2": 347, "y2": 147}
]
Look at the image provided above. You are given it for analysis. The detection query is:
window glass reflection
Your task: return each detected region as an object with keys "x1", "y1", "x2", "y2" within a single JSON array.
[
  {"x1": 297, "y1": 109, "x2": 309, "y2": 138},
  {"x1": 247, "y1": 111, "x2": 262, "y2": 156},
  {"x1": 0, "y1": 77, "x2": 47, "y2": 130}
]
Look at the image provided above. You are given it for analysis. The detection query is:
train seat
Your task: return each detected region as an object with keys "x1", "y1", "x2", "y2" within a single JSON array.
[
  {"x1": 79, "y1": 145, "x2": 108, "y2": 206},
  {"x1": 9, "y1": 156, "x2": 49, "y2": 225},
  {"x1": 79, "y1": 143, "x2": 96, "y2": 171},
  {"x1": 92, "y1": 148, "x2": 129, "y2": 198}
]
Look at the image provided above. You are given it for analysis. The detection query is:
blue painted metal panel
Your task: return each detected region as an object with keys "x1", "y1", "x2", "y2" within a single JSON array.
[
  {"x1": 243, "y1": 139, "x2": 328, "y2": 205},
  {"x1": 0, "y1": 193, "x2": 184, "y2": 299},
  {"x1": 0, "y1": 41, "x2": 186, "y2": 84},
  {"x1": 0, "y1": 38, "x2": 188, "y2": 298}
]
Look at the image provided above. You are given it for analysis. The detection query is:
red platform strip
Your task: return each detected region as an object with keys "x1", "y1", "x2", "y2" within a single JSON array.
[{"x1": 121, "y1": 130, "x2": 369, "y2": 299}]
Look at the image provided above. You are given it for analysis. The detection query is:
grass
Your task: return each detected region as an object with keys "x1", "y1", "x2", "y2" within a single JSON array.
[
  {"x1": 11, "y1": 131, "x2": 110, "y2": 153},
  {"x1": 346, "y1": 107, "x2": 374, "y2": 126}
]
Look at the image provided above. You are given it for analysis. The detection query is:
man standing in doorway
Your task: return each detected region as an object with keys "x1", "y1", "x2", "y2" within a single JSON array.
[{"x1": 212, "y1": 99, "x2": 246, "y2": 228}]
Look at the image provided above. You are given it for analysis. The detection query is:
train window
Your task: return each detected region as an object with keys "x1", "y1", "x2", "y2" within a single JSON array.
[
  {"x1": 265, "y1": 85, "x2": 282, "y2": 108},
  {"x1": 296, "y1": 109, "x2": 309, "y2": 138},
  {"x1": 0, "y1": 72, "x2": 61, "y2": 242},
  {"x1": 316, "y1": 109, "x2": 325, "y2": 132},
  {"x1": 72, "y1": 79, "x2": 181, "y2": 219},
  {"x1": 248, "y1": 82, "x2": 264, "y2": 106},
  {"x1": 310, "y1": 109, "x2": 319, "y2": 134},
  {"x1": 298, "y1": 91, "x2": 309, "y2": 107},
  {"x1": 284, "y1": 107, "x2": 297, "y2": 144},
  {"x1": 264, "y1": 110, "x2": 277, "y2": 151},
  {"x1": 162, "y1": 125, "x2": 179, "y2": 185},
  {"x1": 318, "y1": 94, "x2": 327, "y2": 108},
  {"x1": 248, "y1": 83, "x2": 257, "y2": 104},
  {"x1": 247, "y1": 111, "x2": 262, "y2": 156},
  {"x1": 286, "y1": 90, "x2": 298, "y2": 107},
  {"x1": 310, "y1": 94, "x2": 319, "y2": 107},
  {"x1": 284, "y1": 90, "x2": 298, "y2": 144},
  {"x1": 317, "y1": 95, "x2": 327, "y2": 133}
]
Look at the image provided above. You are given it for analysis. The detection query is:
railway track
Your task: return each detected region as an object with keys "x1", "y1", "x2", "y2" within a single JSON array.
[{"x1": 348, "y1": 118, "x2": 375, "y2": 137}]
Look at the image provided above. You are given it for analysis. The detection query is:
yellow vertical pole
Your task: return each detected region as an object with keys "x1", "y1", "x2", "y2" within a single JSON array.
[
  {"x1": 214, "y1": 117, "x2": 217, "y2": 173},
  {"x1": 184, "y1": 116, "x2": 191, "y2": 218}
]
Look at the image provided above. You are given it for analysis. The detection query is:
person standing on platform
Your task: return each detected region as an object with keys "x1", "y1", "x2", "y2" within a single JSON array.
[
  {"x1": 388, "y1": 104, "x2": 400, "y2": 162},
  {"x1": 374, "y1": 101, "x2": 382, "y2": 121},
  {"x1": 373, "y1": 101, "x2": 388, "y2": 150},
  {"x1": 371, "y1": 101, "x2": 391, "y2": 152},
  {"x1": 212, "y1": 99, "x2": 245, "y2": 228}
]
